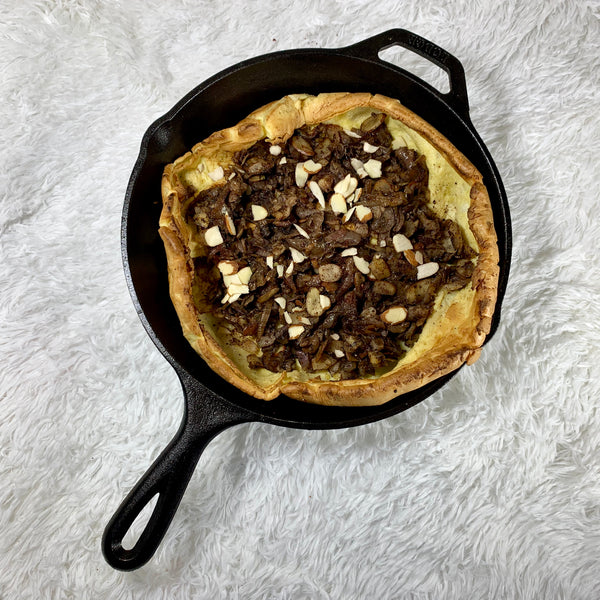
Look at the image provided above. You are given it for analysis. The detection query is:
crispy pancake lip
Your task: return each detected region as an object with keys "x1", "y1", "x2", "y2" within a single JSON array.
[{"x1": 159, "y1": 93, "x2": 499, "y2": 406}]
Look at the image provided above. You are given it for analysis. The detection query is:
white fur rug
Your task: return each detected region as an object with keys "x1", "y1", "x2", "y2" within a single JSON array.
[{"x1": 1, "y1": 1, "x2": 599, "y2": 598}]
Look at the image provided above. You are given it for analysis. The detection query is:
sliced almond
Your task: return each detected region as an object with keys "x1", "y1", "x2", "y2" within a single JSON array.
[
  {"x1": 277, "y1": 264, "x2": 285, "y2": 277},
  {"x1": 294, "y1": 223, "x2": 310, "y2": 239},
  {"x1": 290, "y1": 247, "x2": 306, "y2": 263},
  {"x1": 363, "y1": 142, "x2": 379, "y2": 153},
  {"x1": 285, "y1": 261, "x2": 294, "y2": 275},
  {"x1": 415, "y1": 250, "x2": 424, "y2": 265},
  {"x1": 251, "y1": 204, "x2": 268, "y2": 221},
  {"x1": 330, "y1": 193, "x2": 347, "y2": 214},
  {"x1": 207, "y1": 166, "x2": 224, "y2": 181},
  {"x1": 237, "y1": 266, "x2": 252, "y2": 284},
  {"x1": 221, "y1": 293, "x2": 230, "y2": 304},
  {"x1": 343, "y1": 128, "x2": 362, "y2": 138},
  {"x1": 334, "y1": 349, "x2": 345, "y2": 358},
  {"x1": 223, "y1": 211, "x2": 236, "y2": 235},
  {"x1": 404, "y1": 249, "x2": 420, "y2": 267},
  {"x1": 354, "y1": 188, "x2": 363, "y2": 203},
  {"x1": 284, "y1": 311, "x2": 293, "y2": 324},
  {"x1": 392, "y1": 233, "x2": 413, "y2": 252},
  {"x1": 334, "y1": 174, "x2": 358, "y2": 198},
  {"x1": 279, "y1": 156, "x2": 288, "y2": 165},
  {"x1": 319, "y1": 294, "x2": 331, "y2": 310},
  {"x1": 363, "y1": 159, "x2": 382, "y2": 178},
  {"x1": 227, "y1": 293, "x2": 241, "y2": 304},
  {"x1": 288, "y1": 325, "x2": 305, "y2": 339},
  {"x1": 417, "y1": 262, "x2": 440, "y2": 280},
  {"x1": 300, "y1": 317, "x2": 312, "y2": 325},
  {"x1": 204, "y1": 225, "x2": 223, "y2": 247},
  {"x1": 222, "y1": 273, "x2": 240, "y2": 287},
  {"x1": 303, "y1": 160, "x2": 323, "y2": 174},
  {"x1": 269, "y1": 145, "x2": 282, "y2": 155},
  {"x1": 353, "y1": 255, "x2": 370, "y2": 275},
  {"x1": 274, "y1": 297, "x2": 286, "y2": 309},
  {"x1": 355, "y1": 205, "x2": 373, "y2": 223},
  {"x1": 308, "y1": 180, "x2": 326, "y2": 209},
  {"x1": 350, "y1": 157, "x2": 368, "y2": 178},
  {"x1": 295, "y1": 162, "x2": 308, "y2": 187},
  {"x1": 342, "y1": 205, "x2": 356, "y2": 223},
  {"x1": 217, "y1": 260, "x2": 238, "y2": 276},
  {"x1": 381, "y1": 306, "x2": 408, "y2": 324},
  {"x1": 227, "y1": 283, "x2": 249, "y2": 295},
  {"x1": 266, "y1": 255, "x2": 274, "y2": 269},
  {"x1": 306, "y1": 287, "x2": 324, "y2": 317},
  {"x1": 341, "y1": 247, "x2": 358, "y2": 257}
]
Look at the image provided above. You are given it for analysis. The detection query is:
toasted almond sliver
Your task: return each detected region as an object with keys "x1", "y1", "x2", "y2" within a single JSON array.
[
  {"x1": 354, "y1": 188, "x2": 363, "y2": 202},
  {"x1": 266, "y1": 255, "x2": 274, "y2": 269},
  {"x1": 227, "y1": 293, "x2": 241, "y2": 304},
  {"x1": 284, "y1": 311, "x2": 292, "y2": 324},
  {"x1": 275, "y1": 297, "x2": 286, "y2": 309},
  {"x1": 342, "y1": 205, "x2": 356, "y2": 223},
  {"x1": 207, "y1": 166, "x2": 224, "y2": 181},
  {"x1": 363, "y1": 159, "x2": 382, "y2": 179},
  {"x1": 404, "y1": 249, "x2": 419, "y2": 267},
  {"x1": 279, "y1": 156, "x2": 287, "y2": 165},
  {"x1": 294, "y1": 223, "x2": 310, "y2": 239},
  {"x1": 415, "y1": 250, "x2": 424, "y2": 265},
  {"x1": 355, "y1": 205, "x2": 373, "y2": 223},
  {"x1": 277, "y1": 264, "x2": 285, "y2": 277},
  {"x1": 330, "y1": 193, "x2": 347, "y2": 214},
  {"x1": 224, "y1": 211, "x2": 236, "y2": 235},
  {"x1": 295, "y1": 162, "x2": 308, "y2": 187},
  {"x1": 353, "y1": 255, "x2": 370, "y2": 275},
  {"x1": 381, "y1": 306, "x2": 408, "y2": 324},
  {"x1": 334, "y1": 173, "x2": 358, "y2": 198},
  {"x1": 290, "y1": 247, "x2": 306, "y2": 263},
  {"x1": 251, "y1": 205, "x2": 268, "y2": 221},
  {"x1": 319, "y1": 294, "x2": 331, "y2": 310},
  {"x1": 392, "y1": 233, "x2": 413, "y2": 252},
  {"x1": 303, "y1": 159, "x2": 323, "y2": 174},
  {"x1": 221, "y1": 294, "x2": 230, "y2": 304},
  {"x1": 288, "y1": 325, "x2": 305, "y2": 340},
  {"x1": 343, "y1": 129, "x2": 362, "y2": 139},
  {"x1": 341, "y1": 247, "x2": 358, "y2": 257},
  {"x1": 269, "y1": 145, "x2": 282, "y2": 155},
  {"x1": 286, "y1": 261, "x2": 294, "y2": 275},
  {"x1": 308, "y1": 180, "x2": 326, "y2": 209},
  {"x1": 222, "y1": 273, "x2": 240, "y2": 287},
  {"x1": 217, "y1": 261, "x2": 237, "y2": 276},
  {"x1": 350, "y1": 157, "x2": 368, "y2": 179},
  {"x1": 334, "y1": 349, "x2": 345, "y2": 358},
  {"x1": 237, "y1": 266, "x2": 252, "y2": 284},
  {"x1": 417, "y1": 262, "x2": 440, "y2": 280},
  {"x1": 204, "y1": 226, "x2": 223, "y2": 247},
  {"x1": 227, "y1": 283, "x2": 249, "y2": 295},
  {"x1": 363, "y1": 142, "x2": 379, "y2": 153}
]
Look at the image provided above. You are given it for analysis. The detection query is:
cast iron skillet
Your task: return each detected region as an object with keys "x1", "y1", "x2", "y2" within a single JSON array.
[{"x1": 102, "y1": 29, "x2": 511, "y2": 571}]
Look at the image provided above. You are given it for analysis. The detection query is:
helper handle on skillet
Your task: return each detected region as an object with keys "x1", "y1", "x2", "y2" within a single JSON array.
[
  {"x1": 344, "y1": 29, "x2": 470, "y2": 118},
  {"x1": 102, "y1": 371, "x2": 254, "y2": 571}
]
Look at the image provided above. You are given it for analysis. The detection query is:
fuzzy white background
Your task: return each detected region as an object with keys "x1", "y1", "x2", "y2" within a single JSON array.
[{"x1": 1, "y1": 0, "x2": 599, "y2": 598}]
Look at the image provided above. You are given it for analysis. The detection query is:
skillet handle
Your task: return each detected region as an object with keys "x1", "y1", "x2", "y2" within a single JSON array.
[
  {"x1": 343, "y1": 29, "x2": 470, "y2": 118},
  {"x1": 101, "y1": 371, "x2": 254, "y2": 571}
]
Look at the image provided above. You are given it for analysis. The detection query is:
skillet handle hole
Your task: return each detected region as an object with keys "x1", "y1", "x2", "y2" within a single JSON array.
[
  {"x1": 378, "y1": 46, "x2": 450, "y2": 95},
  {"x1": 121, "y1": 492, "x2": 160, "y2": 551}
]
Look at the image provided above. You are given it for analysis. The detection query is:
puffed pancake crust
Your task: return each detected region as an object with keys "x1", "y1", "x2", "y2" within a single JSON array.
[{"x1": 159, "y1": 93, "x2": 499, "y2": 406}]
